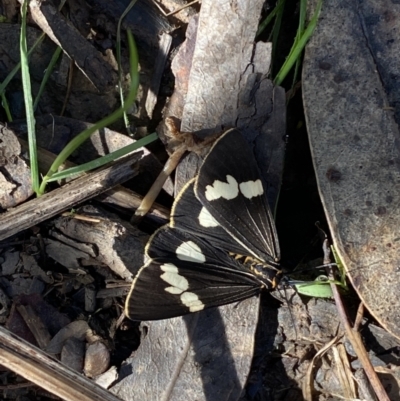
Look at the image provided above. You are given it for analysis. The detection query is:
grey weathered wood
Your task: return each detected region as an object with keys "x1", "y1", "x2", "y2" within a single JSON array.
[
  {"x1": 27, "y1": 0, "x2": 117, "y2": 92},
  {"x1": 181, "y1": 2, "x2": 272, "y2": 133},
  {"x1": 16, "y1": 137, "x2": 169, "y2": 224},
  {"x1": 16, "y1": 305, "x2": 52, "y2": 350},
  {"x1": 10, "y1": 114, "x2": 173, "y2": 217},
  {"x1": 112, "y1": 299, "x2": 259, "y2": 401},
  {"x1": 0, "y1": 153, "x2": 140, "y2": 241},
  {"x1": 303, "y1": 0, "x2": 400, "y2": 339},
  {"x1": 0, "y1": 325, "x2": 122, "y2": 401},
  {"x1": 0, "y1": 127, "x2": 32, "y2": 208},
  {"x1": 172, "y1": 11, "x2": 284, "y2": 202},
  {"x1": 51, "y1": 204, "x2": 149, "y2": 279}
]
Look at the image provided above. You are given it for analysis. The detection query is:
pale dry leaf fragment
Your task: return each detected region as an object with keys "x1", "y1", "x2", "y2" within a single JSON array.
[
  {"x1": 84, "y1": 341, "x2": 110, "y2": 378},
  {"x1": 95, "y1": 366, "x2": 118, "y2": 389},
  {"x1": 302, "y1": 336, "x2": 340, "y2": 401},
  {"x1": 332, "y1": 343, "x2": 357, "y2": 399},
  {"x1": 46, "y1": 320, "x2": 91, "y2": 354}
]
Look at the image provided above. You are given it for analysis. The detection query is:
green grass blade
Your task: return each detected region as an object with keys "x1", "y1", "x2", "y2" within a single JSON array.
[
  {"x1": 298, "y1": 0, "x2": 307, "y2": 38},
  {"x1": 274, "y1": 0, "x2": 323, "y2": 86},
  {"x1": 38, "y1": 29, "x2": 140, "y2": 195},
  {"x1": 34, "y1": 46, "x2": 62, "y2": 111},
  {"x1": 289, "y1": 0, "x2": 307, "y2": 90},
  {"x1": 116, "y1": 0, "x2": 138, "y2": 133},
  {"x1": 0, "y1": 1, "x2": 64, "y2": 117},
  {"x1": 270, "y1": 0, "x2": 286, "y2": 66},
  {"x1": 20, "y1": 0, "x2": 39, "y2": 194},
  {"x1": 330, "y1": 245, "x2": 347, "y2": 289},
  {"x1": 46, "y1": 132, "x2": 158, "y2": 182},
  {"x1": 256, "y1": 2, "x2": 281, "y2": 37},
  {"x1": 1, "y1": 92, "x2": 12, "y2": 122}
]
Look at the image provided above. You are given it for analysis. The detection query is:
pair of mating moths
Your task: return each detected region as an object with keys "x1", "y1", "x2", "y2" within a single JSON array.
[{"x1": 125, "y1": 129, "x2": 282, "y2": 321}]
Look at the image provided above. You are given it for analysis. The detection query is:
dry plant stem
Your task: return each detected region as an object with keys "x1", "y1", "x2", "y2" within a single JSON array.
[
  {"x1": 97, "y1": 187, "x2": 169, "y2": 220},
  {"x1": 18, "y1": 138, "x2": 169, "y2": 221},
  {"x1": 334, "y1": 343, "x2": 357, "y2": 398},
  {"x1": 0, "y1": 326, "x2": 121, "y2": 401},
  {"x1": 323, "y1": 240, "x2": 390, "y2": 401},
  {"x1": 151, "y1": 0, "x2": 199, "y2": 16},
  {"x1": 131, "y1": 144, "x2": 186, "y2": 222},
  {"x1": 61, "y1": 212, "x2": 102, "y2": 223},
  {"x1": 130, "y1": 118, "x2": 222, "y2": 223},
  {"x1": 0, "y1": 154, "x2": 138, "y2": 241},
  {"x1": 330, "y1": 283, "x2": 390, "y2": 401},
  {"x1": 354, "y1": 369, "x2": 379, "y2": 401},
  {"x1": 302, "y1": 336, "x2": 339, "y2": 401},
  {"x1": 353, "y1": 302, "x2": 365, "y2": 332}
]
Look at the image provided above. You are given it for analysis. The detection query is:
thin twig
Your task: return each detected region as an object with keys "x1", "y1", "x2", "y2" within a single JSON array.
[
  {"x1": 18, "y1": 138, "x2": 170, "y2": 222},
  {"x1": 130, "y1": 118, "x2": 222, "y2": 223},
  {"x1": 0, "y1": 326, "x2": 121, "y2": 401},
  {"x1": 152, "y1": 0, "x2": 199, "y2": 17},
  {"x1": 353, "y1": 302, "x2": 364, "y2": 332},
  {"x1": 324, "y1": 238, "x2": 390, "y2": 401},
  {"x1": 0, "y1": 153, "x2": 139, "y2": 241},
  {"x1": 131, "y1": 144, "x2": 186, "y2": 223}
]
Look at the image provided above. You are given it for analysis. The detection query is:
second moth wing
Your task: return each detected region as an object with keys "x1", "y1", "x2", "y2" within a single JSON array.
[{"x1": 125, "y1": 226, "x2": 266, "y2": 320}]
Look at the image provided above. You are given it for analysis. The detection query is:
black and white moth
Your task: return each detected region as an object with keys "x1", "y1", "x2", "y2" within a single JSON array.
[{"x1": 125, "y1": 129, "x2": 282, "y2": 321}]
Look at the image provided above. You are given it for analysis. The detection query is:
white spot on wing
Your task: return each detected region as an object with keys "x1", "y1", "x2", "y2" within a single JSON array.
[
  {"x1": 160, "y1": 263, "x2": 189, "y2": 294},
  {"x1": 180, "y1": 292, "x2": 204, "y2": 312},
  {"x1": 160, "y1": 264, "x2": 205, "y2": 312},
  {"x1": 176, "y1": 241, "x2": 206, "y2": 263},
  {"x1": 160, "y1": 263, "x2": 179, "y2": 273},
  {"x1": 198, "y1": 207, "x2": 219, "y2": 228},
  {"x1": 205, "y1": 175, "x2": 239, "y2": 201},
  {"x1": 165, "y1": 286, "x2": 184, "y2": 295},
  {"x1": 239, "y1": 179, "x2": 264, "y2": 199}
]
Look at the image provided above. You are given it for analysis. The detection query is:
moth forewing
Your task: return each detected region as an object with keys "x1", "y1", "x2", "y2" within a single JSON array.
[
  {"x1": 194, "y1": 129, "x2": 280, "y2": 265},
  {"x1": 170, "y1": 179, "x2": 254, "y2": 257}
]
